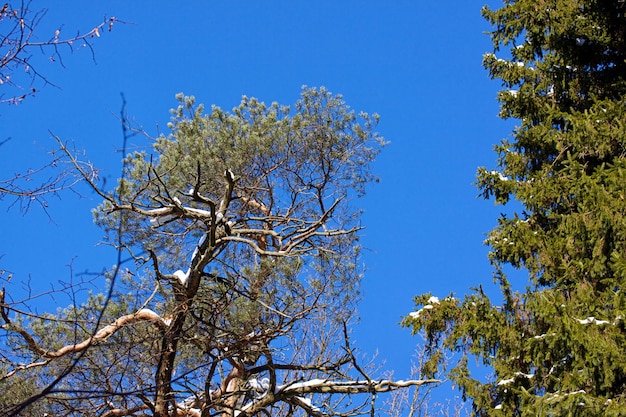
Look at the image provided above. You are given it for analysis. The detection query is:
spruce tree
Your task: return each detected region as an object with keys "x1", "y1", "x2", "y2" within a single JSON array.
[{"x1": 405, "y1": 1, "x2": 626, "y2": 415}]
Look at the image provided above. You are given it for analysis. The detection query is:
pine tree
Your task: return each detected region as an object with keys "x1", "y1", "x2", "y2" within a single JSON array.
[
  {"x1": 405, "y1": 1, "x2": 626, "y2": 415},
  {"x1": 1, "y1": 87, "x2": 437, "y2": 416}
]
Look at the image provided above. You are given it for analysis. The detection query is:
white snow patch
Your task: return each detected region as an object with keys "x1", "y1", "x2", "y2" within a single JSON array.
[
  {"x1": 146, "y1": 207, "x2": 171, "y2": 216},
  {"x1": 494, "y1": 404, "x2": 503, "y2": 410},
  {"x1": 497, "y1": 372, "x2": 533, "y2": 386},
  {"x1": 550, "y1": 390, "x2": 586, "y2": 400},
  {"x1": 533, "y1": 333, "x2": 555, "y2": 340},
  {"x1": 278, "y1": 378, "x2": 327, "y2": 391},
  {"x1": 137, "y1": 309, "x2": 170, "y2": 327},
  {"x1": 173, "y1": 269, "x2": 190, "y2": 285},
  {"x1": 490, "y1": 170, "x2": 510, "y2": 181},
  {"x1": 294, "y1": 396, "x2": 320, "y2": 412},
  {"x1": 576, "y1": 317, "x2": 610, "y2": 325},
  {"x1": 184, "y1": 207, "x2": 213, "y2": 217},
  {"x1": 248, "y1": 378, "x2": 270, "y2": 392},
  {"x1": 198, "y1": 233, "x2": 207, "y2": 246},
  {"x1": 409, "y1": 304, "x2": 434, "y2": 319},
  {"x1": 191, "y1": 233, "x2": 208, "y2": 261},
  {"x1": 137, "y1": 308, "x2": 158, "y2": 317},
  {"x1": 428, "y1": 296, "x2": 440, "y2": 304}
]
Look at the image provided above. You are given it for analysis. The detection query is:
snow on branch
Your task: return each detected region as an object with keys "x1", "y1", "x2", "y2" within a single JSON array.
[
  {"x1": 497, "y1": 372, "x2": 534, "y2": 386},
  {"x1": 575, "y1": 316, "x2": 611, "y2": 325},
  {"x1": 277, "y1": 378, "x2": 439, "y2": 395},
  {"x1": 1, "y1": 307, "x2": 169, "y2": 377},
  {"x1": 235, "y1": 378, "x2": 440, "y2": 416}
]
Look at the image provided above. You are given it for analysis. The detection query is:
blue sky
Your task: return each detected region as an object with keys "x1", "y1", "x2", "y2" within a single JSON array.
[{"x1": 1, "y1": 0, "x2": 513, "y2": 404}]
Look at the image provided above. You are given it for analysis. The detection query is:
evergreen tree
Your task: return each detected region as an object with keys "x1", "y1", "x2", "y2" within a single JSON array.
[
  {"x1": 405, "y1": 1, "x2": 626, "y2": 415},
  {"x1": 1, "y1": 87, "x2": 436, "y2": 416}
]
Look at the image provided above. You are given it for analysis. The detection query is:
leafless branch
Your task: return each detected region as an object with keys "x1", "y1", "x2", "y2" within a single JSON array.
[{"x1": 1, "y1": 1, "x2": 126, "y2": 104}]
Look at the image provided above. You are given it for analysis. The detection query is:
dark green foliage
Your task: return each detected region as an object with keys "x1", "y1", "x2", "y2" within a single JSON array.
[{"x1": 405, "y1": 1, "x2": 626, "y2": 415}]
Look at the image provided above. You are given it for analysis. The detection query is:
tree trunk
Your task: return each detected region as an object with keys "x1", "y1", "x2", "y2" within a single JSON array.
[{"x1": 154, "y1": 310, "x2": 187, "y2": 417}]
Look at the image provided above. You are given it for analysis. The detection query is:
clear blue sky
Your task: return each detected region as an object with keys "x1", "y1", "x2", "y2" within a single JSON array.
[{"x1": 1, "y1": 0, "x2": 512, "y2": 403}]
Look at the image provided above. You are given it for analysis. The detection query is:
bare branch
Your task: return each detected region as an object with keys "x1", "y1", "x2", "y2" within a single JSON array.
[
  {"x1": 0, "y1": 1, "x2": 126, "y2": 104},
  {"x1": 0, "y1": 146, "x2": 85, "y2": 212},
  {"x1": 1, "y1": 307, "x2": 168, "y2": 365}
]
